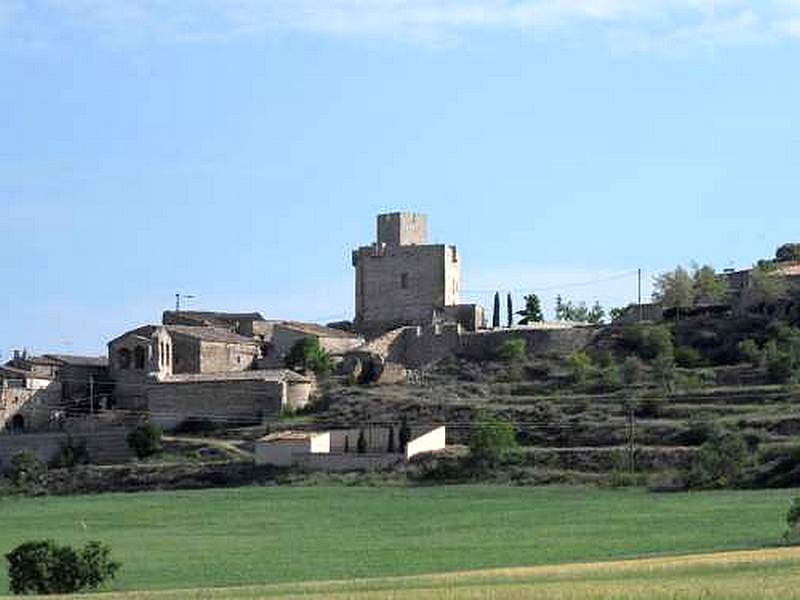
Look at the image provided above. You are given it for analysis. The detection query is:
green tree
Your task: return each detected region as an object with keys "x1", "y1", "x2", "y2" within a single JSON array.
[
  {"x1": 356, "y1": 429, "x2": 367, "y2": 454},
  {"x1": 652, "y1": 352, "x2": 676, "y2": 392},
  {"x1": 398, "y1": 417, "x2": 411, "y2": 454},
  {"x1": 567, "y1": 351, "x2": 593, "y2": 385},
  {"x1": 737, "y1": 339, "x2": 762, "y2": 366},
  {"x1": 743, "y1": 263, "x2": 789, "y2": 313},
  {"x1": 692, "y1": 264, "x2": 729, "y2": 304},
  {"x1": 492, "y1": 292, "x2": 501, "y2": 329},
  {"x1": 776, "y1": 243, "x2": 800, "y2": 263},
  {"x1": 785, "y1": 497, "x2": 800, "y2": 542},
  {"x1": 469, "y1": 415, "x2": 517, "y2": 466},
  {"x1": 506, "y1": 293, "x2": 513, "y2": 328},
  {"x1": 609, "y1": 306, "x2": 627, "y2": 322},
  {"x1": 49, "y1": 436, "x2": 90, "y2": 469},
  {"x1": 652, "y1": 266, "x2": 694, "y2": 309},
  {"x1": 285, "y1": 337, "x2": 333, "y2": 377},
  {"x1": 687, "y1": 432, "x2": 749, "y2": 489},
  {"x1": 621, "y1": 355, "x2": 643, "y2": 385},
  {"x1": 5, "y1": 450, "x2": 42, "y2": 490},
  {"x1": 126, "y1": 423, "x2": 162, "y2": 459},
  {"x1": 6, "y1": 540, "x2": 120, "y2": 595},
  {"x1": 517, "y1": 294, "x2": 544, "y2": 325},
  {"x1": 588, "y1": 301, "x2": 606, "y2": 325},
  {"x1": 495, "y1": 338, "x2": 526, "y2": 362}
]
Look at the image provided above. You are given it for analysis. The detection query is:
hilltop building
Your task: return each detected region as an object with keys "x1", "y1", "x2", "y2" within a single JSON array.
[{"x1": 352, "y1": 212, "x2": 484, "y2": 335}]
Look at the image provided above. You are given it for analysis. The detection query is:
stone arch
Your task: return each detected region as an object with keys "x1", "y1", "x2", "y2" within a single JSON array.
[
  {"x1": 116, "y1": 348, "x2": 132, "y2": 370},
  {"x1": 10, "y1": 414, "x2": 25, "y2": 432}
]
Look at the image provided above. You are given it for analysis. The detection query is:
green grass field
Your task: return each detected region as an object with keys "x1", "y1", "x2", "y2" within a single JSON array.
[{"x1": 0, "y1": 485, "x2": 797, "y2": 596}]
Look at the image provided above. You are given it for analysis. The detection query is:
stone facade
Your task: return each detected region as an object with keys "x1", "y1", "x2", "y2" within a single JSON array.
[
  {"x1": 146, "y1": 370, "x2": 310, "y2": 429},
  {"x1": 353, "y1": 212, "x2": 479, "y2": 335},
  {"x1": 257, "y1": 321, "x2": 364, "y2": 367},
  {"x1": 107, "y1": 325, "x2": 260, "y2": 409}
]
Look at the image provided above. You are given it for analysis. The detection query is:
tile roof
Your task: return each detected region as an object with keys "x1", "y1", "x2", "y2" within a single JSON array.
[
  {"x1": 271, "y1": 320, "x2": 361, "y2": 340},
  {"x1": 164, "y1": 325, "x2": 259, "y2": 345},
  {"x1": 163, "y1": 310, "x2": 265, "y2": 323},
  {"x1": 43, "y1": 354, "x2": 108, "y2": 367}
]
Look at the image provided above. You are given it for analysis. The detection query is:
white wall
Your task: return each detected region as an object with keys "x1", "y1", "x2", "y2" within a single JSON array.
[{"x1": 406, "y1": 426, "x2": 446, "y2": 459}]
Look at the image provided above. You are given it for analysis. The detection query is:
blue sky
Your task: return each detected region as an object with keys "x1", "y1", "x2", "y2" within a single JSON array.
[{"x1": 2, "y1": 1, "x2": 800, "y2": 357}]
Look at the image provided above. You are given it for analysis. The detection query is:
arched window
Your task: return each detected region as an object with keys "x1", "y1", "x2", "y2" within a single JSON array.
[
  {"x1": 134, "y1": 346, "x2": 146, "y2": 370},
  {"x1": 117, "y1": 348, "x2": 131, "y2": 370}
]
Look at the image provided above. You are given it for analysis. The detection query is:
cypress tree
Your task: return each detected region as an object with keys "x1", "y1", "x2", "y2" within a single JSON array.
[
  {"x1": 399, "y1": 416, "x2": 411, "y2": 453},
  {"x1": 387, "y1": 425, "x2": 395, "y2": 453},
  {"x1": 507, "y1": 293, "x2": 513, "y2": 328},
  {"x1": 357, "y1": 429, "x2": 367, "y2": 454},
  {"x1": 492, "y1": 292, "x2": 501, "y2": 328}
]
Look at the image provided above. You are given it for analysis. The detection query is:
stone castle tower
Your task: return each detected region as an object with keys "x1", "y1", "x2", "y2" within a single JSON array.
[{"x1": 352, "y1": 212, "x2": 483, "y2": 335}]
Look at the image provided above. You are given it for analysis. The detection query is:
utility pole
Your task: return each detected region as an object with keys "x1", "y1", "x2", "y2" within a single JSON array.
[
  {"x1": 637, "y1": 268, "x2": 643, "y2": 322},
  {"x1": 627, "y1": 401, "x2": 636, "y2": 475}
]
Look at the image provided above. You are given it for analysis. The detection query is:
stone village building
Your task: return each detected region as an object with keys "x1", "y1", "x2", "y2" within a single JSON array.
[{"x1": 353, "y1": 212, "x2": 485, "y2": 336}]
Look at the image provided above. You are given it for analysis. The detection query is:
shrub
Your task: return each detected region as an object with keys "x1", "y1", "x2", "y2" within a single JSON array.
[
  {"x1": 356, "y1": 429, "x2": 367, "y2": 454},
  {"x1": 786, "y1": 497, "x2": 800, "y2": 542},
  {"x1": 285, "y1": 337, "x2": 333, "y2": 377},
  {"x1": 621, "y1": 356, "x2": 643, "y2": 385},
  {"x1": 5, "y1": 540, "x2": 120, "y2": 595},
  {"x1": 495, "y1": 338, "x2": 526, "y2": 362},
  {"x1": 619, "y1": 324, "x2": 674, "y2": 361},
  {"x1": 469, "y1": 415, "x2": 517, "y2": 466},
  {"x1": 738, "y1": 339, "x2": 762, "y2": 366},
  {"x1": 567, "y1": 352, "x2": 593, "y2": 385},
  {"x1": 49, "y1": 436, "x2": 90, "y2": 469},
  {"x1": 675, "y1": 346, "x2": 703, "y2": 368},
  {"x1": 5, "y1": 451, "x2": 42, "y2": 489},
  {"x1": 126, "y1": 423, "x2": 162, "y2": 459},
  {"x1": 597, "y1": 364, "x2": 623, "y2": 392},
  {"x1": 687, "y1": 432, "x2": 749, "y2": 489},
  {"x1": 652, "y1": 352, "x2": 676, "y2": 392}
]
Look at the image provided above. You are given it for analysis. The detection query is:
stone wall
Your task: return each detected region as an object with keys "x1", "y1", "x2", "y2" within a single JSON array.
[
  {"x1": 1, "y1": 382, "x2": 62, "y2": 432},
  {"x1": 0, "y1": 427, "x2": 133, "y2": 467},
  {"x1": 147, "y1": 379, "x2": 285, "y2": 429},
  {"x1": 353, "y1": 324, "x2": 598, "y2": 369},
  {"x1": 354, "y1": 244, "x2": 460, "y2": 332},
  {"x1": 197, "y1": 340, "x2": 258, "y2": 373}
]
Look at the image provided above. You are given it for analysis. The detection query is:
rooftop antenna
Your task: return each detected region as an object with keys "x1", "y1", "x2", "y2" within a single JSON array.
[{"x1": 175, "y1": 293, "x2": 196, "y2": 313}]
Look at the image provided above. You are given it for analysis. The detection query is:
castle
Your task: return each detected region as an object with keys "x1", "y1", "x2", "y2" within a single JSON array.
[{"x1": 352, "y1": 212, "x2": 484, "y2": 335}]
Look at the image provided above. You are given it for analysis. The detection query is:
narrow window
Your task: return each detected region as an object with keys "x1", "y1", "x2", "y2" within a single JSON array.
[
  {"x1": 400, "y1": 273, "x2": 409, "y2": 289},
  {"x1": 134, "y1": 346, "x2": 146, "y2": 370}
]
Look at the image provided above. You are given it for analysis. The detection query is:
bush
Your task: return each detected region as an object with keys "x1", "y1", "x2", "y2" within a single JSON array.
[
  {"x1": 127, "y1": 423, "x2": 162, "y2": 459},
  {"x1": 49, "y1": 436, "x2": 90, "y2": 469},
  {"x1": 786, "y1": 497, "x2": 800, "y2": 542},
  {"x1": 621, "y1": 356, "x2": 643, "y2": 385},
  {"x1": 737, "y1": 339, "x2": 762, "y2": 366},
  {"x1": 687, "y1": 432, "x2": 749, "y2": 489},
  {"x1": 652, "y1": 352, "x2": 676, "y2": 391},
  {"x1": 469, "y1": 415, "x2": 517, "y2": 466},
  {"x1": 567, "y1": 352, "x2": 593, "y2": 385},
  {"x1": 675, "y1": 346, "x2": 703, "y2": 368},
  {"x1": 597, "y1": 364, "x2": 623, "y2": 392},
  {"x1": 5, "y1": 540, "x2": 120, "y2": 595},
  {"x1": 5, "y1": 451, "x2": 42, "y2": 489},
  {"x1": 495, "y1": 338, "x2": 526, "y2": 362},
  {"x1": 619, "y1": 324, "x2": 674, "y2": 361},
  {"x1": 285, "y1": 337, "x2": 333, "y2": 377}
]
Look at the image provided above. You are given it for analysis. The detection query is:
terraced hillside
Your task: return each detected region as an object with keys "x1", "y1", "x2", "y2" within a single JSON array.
[{"x1": 291, "y1": 319, "x2": 800, "y2": 486}]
